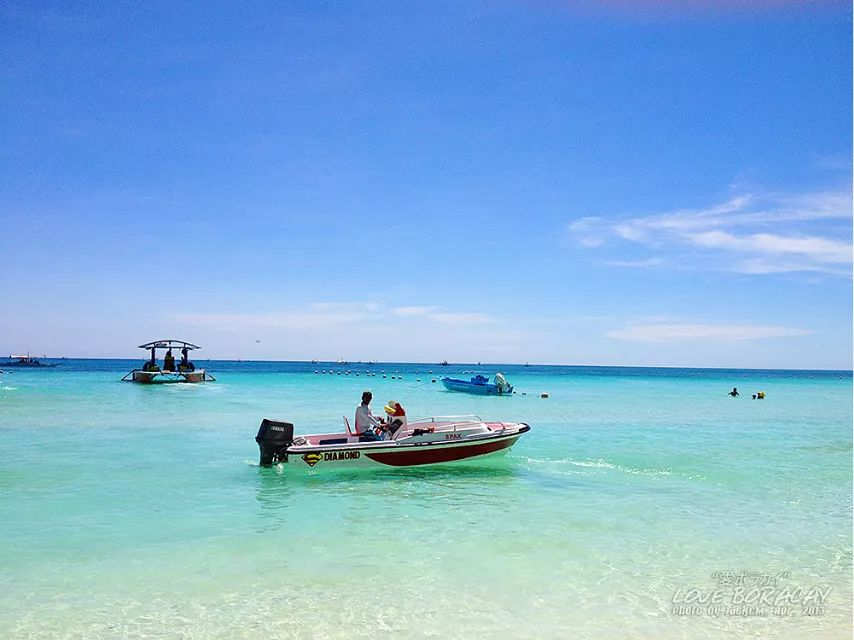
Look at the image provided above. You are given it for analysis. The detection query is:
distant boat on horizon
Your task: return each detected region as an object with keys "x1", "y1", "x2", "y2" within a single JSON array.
[{"x1": 2, "y1": 353, "x2": 58, "y2": 368}]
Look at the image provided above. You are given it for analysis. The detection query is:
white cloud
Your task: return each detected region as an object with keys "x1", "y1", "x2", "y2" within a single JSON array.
[
  {"x1": 734, "y1": 257, "x2": 849, "y2": 275},
  {"x1": 172, "y1": 302, "x2": 380, "y2": 331},
  {"x1": 389, "y1": 306, "x2": 435, "y2": 316},
  {"x1": 172, "y1": 302, "x2": 493, "y2": 331},
  {"x1": 164, "y1": 301, "x2": 512, "y2": 363},
  {"x1": 428, "y1": 312, "x2": 493, "y2": 326},
  {"x1": 605, "y1": 323, "x2": 813, "y2": 343},
  {"x1": 601, "y1": 257, "x2": 664, "y2": 268},
  {"x1": 566, "y1": 216, "x2": 607, "y2": 247},
  {"x1": 567, "y1": 187, "x2": 853, "y2": 275},
  {"x1": 687, "y1": 230, "x2": 851, "y2": 264}
]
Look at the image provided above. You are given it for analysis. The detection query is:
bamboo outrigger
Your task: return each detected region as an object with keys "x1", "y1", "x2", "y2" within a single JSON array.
[{"x1": 121, "y1": 340, "x2": 215, "y2": 384}]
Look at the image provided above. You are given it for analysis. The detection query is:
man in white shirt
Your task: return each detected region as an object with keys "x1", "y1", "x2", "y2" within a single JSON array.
[{"x1": 355, "y1": 391, "x2": 382, "y2": 439}]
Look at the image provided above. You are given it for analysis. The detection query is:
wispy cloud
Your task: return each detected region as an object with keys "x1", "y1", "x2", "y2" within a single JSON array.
[
  {"x1": 566, "y1": 216, "x2": 608, "y2": 247},
  {"x1": 389, "y1": 306, "x2": 435, "y2": 317},
  {"x1": 172, "y1": 302, "x2": 494, "y2": 331},
  {"x1": 428, "y1": 312, "x2": 493, "y2": 326},
  {"x1": 606, "y1": 323, "x2": 813, "y2": 343},
  {"x1": 567, "y1": 187, "x2": 853, "y2": 276},
  {"x1": 601, "y1": 257, "x2": 664, "y2": 268},
  {"x1": 171, "y1": 303, "x2": 378, "y2": 331}
]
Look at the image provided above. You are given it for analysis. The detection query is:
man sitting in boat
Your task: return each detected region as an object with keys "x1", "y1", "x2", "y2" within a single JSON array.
[
  {"x1": 381, "y1": 400, "x2": 407, "y2": 438},
  {"x1": 142, "y1": 346, "x2": 160, "y2": 372},
  {"x1": 355, "y1": 391, "x2": 383, "y2": 440},
  {"x1": 163, "y1": 349, "x2": 176, "y2": 372},
  {"x1": 178, "y1": 346, "x2": 195, "y2": 372}
]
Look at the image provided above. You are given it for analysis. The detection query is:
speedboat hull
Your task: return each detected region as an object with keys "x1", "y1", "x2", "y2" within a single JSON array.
[
  {"x1": 256, "y1": 417, "x2": 530, "y2": 470},
  {"x1": 292, "y1": 430, "x2": 525, "y2": 469}
]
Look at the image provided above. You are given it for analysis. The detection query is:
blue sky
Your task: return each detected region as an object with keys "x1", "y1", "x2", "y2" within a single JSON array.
[{"x1": 1, "y1": 1, "x2": 851, "y2": 368}]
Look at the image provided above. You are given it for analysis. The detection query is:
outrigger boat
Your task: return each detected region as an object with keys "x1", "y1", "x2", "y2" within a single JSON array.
[
  {"x1": 121, "y1": 340, "x2": 214, "y2": 384},
  {"x1": 441, "y1": 373, "x2": 513, "y2": 396},
  {"x1": 2, "y1": 353, "x2": 58, "y2": 368},
  {"x1": 256, "y1": 415, "x2": 530, "y2": 469}
]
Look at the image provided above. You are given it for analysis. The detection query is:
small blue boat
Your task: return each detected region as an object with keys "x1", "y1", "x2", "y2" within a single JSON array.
[{"x1": 441, "y1": 373, "x2": 513, "y2": 396}]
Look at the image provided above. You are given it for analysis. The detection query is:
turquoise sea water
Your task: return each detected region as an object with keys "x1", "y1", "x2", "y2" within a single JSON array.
[{"x1": 0, "y1": 360, "x2": 851, "y2": 639}]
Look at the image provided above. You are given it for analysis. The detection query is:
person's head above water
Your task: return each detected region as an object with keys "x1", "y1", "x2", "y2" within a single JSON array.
[{"x1": 361, "y1": 391, "x2": 372, "y2": 404}]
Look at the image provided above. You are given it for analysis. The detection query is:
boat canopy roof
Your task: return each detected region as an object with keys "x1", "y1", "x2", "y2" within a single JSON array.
[{"x1": 138, "y1": 340, "x2": 201, "y2": 350}]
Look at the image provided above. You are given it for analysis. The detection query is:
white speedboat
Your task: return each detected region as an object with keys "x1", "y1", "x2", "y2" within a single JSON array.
[{"x1": 255, "y1": 415, "x2": 530, "y2": 470}]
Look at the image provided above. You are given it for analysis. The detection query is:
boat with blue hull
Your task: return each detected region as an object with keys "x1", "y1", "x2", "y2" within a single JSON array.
[{"x1": 441, "y1": 373, "x2": 513, "y2": 396}]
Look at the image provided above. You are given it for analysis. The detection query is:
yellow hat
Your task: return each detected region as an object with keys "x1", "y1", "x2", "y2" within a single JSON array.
[{"x1": 384, "y1": 400, "x2": 397, "y2": 414}]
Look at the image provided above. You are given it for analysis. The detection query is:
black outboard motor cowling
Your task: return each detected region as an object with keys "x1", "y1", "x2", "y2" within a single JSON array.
[{"x1": 255, "y1": 419, "x2": 294, "y2": 466}]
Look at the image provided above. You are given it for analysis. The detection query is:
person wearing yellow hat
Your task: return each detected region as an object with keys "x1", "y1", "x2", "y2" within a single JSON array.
[{"x1": 381, "y1": 400, "x2": 407, "y2": 439}]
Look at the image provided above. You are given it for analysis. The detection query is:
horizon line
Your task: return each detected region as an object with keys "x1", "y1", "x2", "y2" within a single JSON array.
[{"x1": 6, "y1": 356, "x2": 851, "y2": 373}]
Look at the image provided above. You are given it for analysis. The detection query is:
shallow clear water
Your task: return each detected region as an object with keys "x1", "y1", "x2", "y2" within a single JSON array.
[{"x1": 0, "y1": 360, "x2": 851, "y2": 639}]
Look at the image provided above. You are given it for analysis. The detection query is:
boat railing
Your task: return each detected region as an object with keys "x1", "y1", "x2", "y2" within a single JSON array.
[{"x1": 408, "y1": 415, "x2": 485, "y2": 431}]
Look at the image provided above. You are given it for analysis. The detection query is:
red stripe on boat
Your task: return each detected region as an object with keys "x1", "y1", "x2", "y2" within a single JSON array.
[{"x1": 365, "y1": 435, "x2": 520, "y2": 467}]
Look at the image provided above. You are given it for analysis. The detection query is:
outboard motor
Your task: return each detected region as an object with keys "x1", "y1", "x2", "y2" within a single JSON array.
[
  {"x1": 255, "y1": 419, "x2": 294, "y2": 467},
  {"x1": 494, "y1": 373, "x2": 511, "y2": 394}
]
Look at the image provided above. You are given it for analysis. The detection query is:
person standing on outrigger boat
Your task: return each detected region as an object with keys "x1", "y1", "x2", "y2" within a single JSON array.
[{"x1": 355, "y1": 391, "x2": 382, "y2": 440}]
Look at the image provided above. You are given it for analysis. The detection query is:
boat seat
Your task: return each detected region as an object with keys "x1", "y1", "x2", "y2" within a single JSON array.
[{"x1": 343, "y1": 416, "x2": 357, "y2": 436}]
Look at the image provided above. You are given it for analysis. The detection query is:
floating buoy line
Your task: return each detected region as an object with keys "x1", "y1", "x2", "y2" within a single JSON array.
[{"x1": 310, "y1": 369, "x2": 548, "y2": 398}]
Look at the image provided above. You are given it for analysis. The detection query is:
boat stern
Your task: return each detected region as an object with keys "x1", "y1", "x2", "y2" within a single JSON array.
[{"x1": 255, "y1": 419, "x2": 295, "y2": 466}]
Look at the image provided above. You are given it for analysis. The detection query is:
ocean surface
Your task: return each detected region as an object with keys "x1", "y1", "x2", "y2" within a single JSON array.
[{"x1": 0, "y1": 360, "x2": 851, "y2": 639}]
